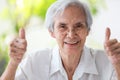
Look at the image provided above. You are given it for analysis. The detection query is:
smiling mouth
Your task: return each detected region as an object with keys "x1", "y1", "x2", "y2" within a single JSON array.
[{"x1": 64, "y1": 41, "x2": 79, "y2": 45}]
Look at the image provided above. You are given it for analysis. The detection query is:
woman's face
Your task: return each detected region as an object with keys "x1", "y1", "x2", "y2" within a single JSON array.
[{"x1": 50, "y1": 6, "x2": 89, "y2": 55}]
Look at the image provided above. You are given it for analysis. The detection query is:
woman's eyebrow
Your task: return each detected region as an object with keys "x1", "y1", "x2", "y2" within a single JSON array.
[
  {"x1": 74, "y1": 22, "x2": 86, "y2": 25},
  {"x1": 59, "y1": 22, "x2": 67, "y2": 25}
]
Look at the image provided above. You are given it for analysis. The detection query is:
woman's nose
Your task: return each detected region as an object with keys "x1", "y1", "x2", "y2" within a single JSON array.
[{"x1": 66, "y1": 29, "x2": 76, "y2": 39}]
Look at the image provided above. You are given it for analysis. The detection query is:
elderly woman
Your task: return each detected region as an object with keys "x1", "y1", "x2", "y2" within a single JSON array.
[{"x1": 1, "y1": 0, "x2": 120, "y2": 80}]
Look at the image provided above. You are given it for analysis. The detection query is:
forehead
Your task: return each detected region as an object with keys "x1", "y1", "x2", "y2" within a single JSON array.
[{"x1": 54, "y1": 5, "x2": 86, "y2": 23}]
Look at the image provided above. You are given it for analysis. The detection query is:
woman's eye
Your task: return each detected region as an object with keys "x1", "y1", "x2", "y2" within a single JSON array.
[
  {"x1": 57, "y1": 24, "x2": 67, "y2": 31},
  {"x1": 76, "y1": 23, "x2": 85, "y2": 28},
  {"x1": 59, "y1": 24, "x2": 66, "y2": 28},
  {"x1": 76, "y1": 24, "x2": 82, "y2": 28}
]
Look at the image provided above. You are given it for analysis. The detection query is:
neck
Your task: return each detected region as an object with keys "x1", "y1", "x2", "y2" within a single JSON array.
[{"x1": 60, "y1": 50, "x2": 82, "y2": 77}]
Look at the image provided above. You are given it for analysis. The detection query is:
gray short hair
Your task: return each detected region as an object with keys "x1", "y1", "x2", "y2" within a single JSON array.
[{"x1": 45, "y1": 0, "x2": 93, "y2": 32}]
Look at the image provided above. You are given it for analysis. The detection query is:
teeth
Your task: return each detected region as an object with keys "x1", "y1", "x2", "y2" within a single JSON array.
[{"x1": 65, "y1": 41, "x2": 78, "y2": 44}]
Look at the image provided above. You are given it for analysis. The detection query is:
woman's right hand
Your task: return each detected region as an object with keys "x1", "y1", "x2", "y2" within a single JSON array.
[{"x1": 9, "y1": 28, "x2": 27, "y2": 65}]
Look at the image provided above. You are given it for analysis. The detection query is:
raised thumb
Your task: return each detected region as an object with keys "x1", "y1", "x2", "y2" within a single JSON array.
[
  {"x1": 105, "y1": 27, "x2": 111, "y2": 42},
  {"x1": 19, "y1": 28, "x2": 26, "y2": 39}
]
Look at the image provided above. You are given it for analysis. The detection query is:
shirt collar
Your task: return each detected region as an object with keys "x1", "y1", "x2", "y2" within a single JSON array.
[
  {"x1": 50, "y1": 46, "x2": 99, "y2": 78},
  {"x1": 73, "y1": 46, "x2": 99, "y2": 79},
  {"x1": 50, "y1": 46, "x2": 64, "y2": 76}
]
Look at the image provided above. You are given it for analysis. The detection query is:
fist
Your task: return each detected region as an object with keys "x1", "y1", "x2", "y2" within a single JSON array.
[
  {"x1": 104, "y1": 27, "x2": 120, "y2": 66},
  {"x1": 9, "y1": 28, "x2": 27, "y2": 65}
]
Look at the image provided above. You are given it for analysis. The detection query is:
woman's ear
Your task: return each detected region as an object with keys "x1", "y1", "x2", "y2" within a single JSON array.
[
  {"x1": 86, "y1": 28, "x2": 90, "y2": 36},
  {"x1": 49, "y1": 30, "x2": 55, "y2": 38}
]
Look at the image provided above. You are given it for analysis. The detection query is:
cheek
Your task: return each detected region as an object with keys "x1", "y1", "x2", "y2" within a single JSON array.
[
  {"x1": 78, "y1": 31, "x2": 88, "y2": 39},
  {"x1": 56, "y1": 33, "x2": 67, "y2": 46},
  {"x1": 55, "y1": 30, "x2": 66, "y2": 37},
  {"x1": 57, "y1": 33, "x2": 66, "y2": 41}
]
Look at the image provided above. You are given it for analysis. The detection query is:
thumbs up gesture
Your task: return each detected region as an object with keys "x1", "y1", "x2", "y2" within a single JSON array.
[
  {"x1": 104, "y1": 27, "x2": 120, "y2": 66},
  {"x1": 9, "y1": 28, "x2": 27, "y2": 65}
]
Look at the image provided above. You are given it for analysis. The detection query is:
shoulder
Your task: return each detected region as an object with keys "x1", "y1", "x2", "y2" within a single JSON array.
[
  {"x1": 88, "y1": 47, "x2": 110, "y2": 65},
  {"x1": 88, "y1": 47, "x2": 114, "y2": 79},
  {"x1": 26, "y1": 48, "x2": 53, "y2": 65},
  {"x1": 17, "y1": 48, "x2": 54, "y2": 79},
  {"x1": 85, "y1": 47, "x2": 110, "y2": 68},
  {"x1": 85, "y1": 47, "x2": 108, "y2": 62},
  {"x1": 90, "y1": 48, "x2": 108, "y2": 62},
  {"x1": 29, "y1": 48, "x2": 52, "y2": 59},
  {"x1": 19, "y1": 48, "x2": 54, "y2": 70}
]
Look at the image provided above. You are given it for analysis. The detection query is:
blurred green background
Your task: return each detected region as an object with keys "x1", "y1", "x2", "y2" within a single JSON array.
[{"x1": 0, "y1": 0, "x2": 105, "y2": 76}]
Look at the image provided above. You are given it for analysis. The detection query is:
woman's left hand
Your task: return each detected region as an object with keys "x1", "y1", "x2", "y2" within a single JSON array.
[{"x1": 104, "y1": 28, "x2": 120, "y2": 80}]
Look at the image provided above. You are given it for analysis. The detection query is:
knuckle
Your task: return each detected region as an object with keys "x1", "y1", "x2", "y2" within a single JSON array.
[
  {"x1": 23, "y1": 40, "x2": 27, "y2": 45},
  {"x1": 118, "y1": 42, "x2": 120, "y2": 45}
]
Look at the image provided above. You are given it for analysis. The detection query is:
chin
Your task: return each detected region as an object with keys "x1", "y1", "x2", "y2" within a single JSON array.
[{"x1": 64, "y1": 48, "x2": 80, "y2": 54}]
